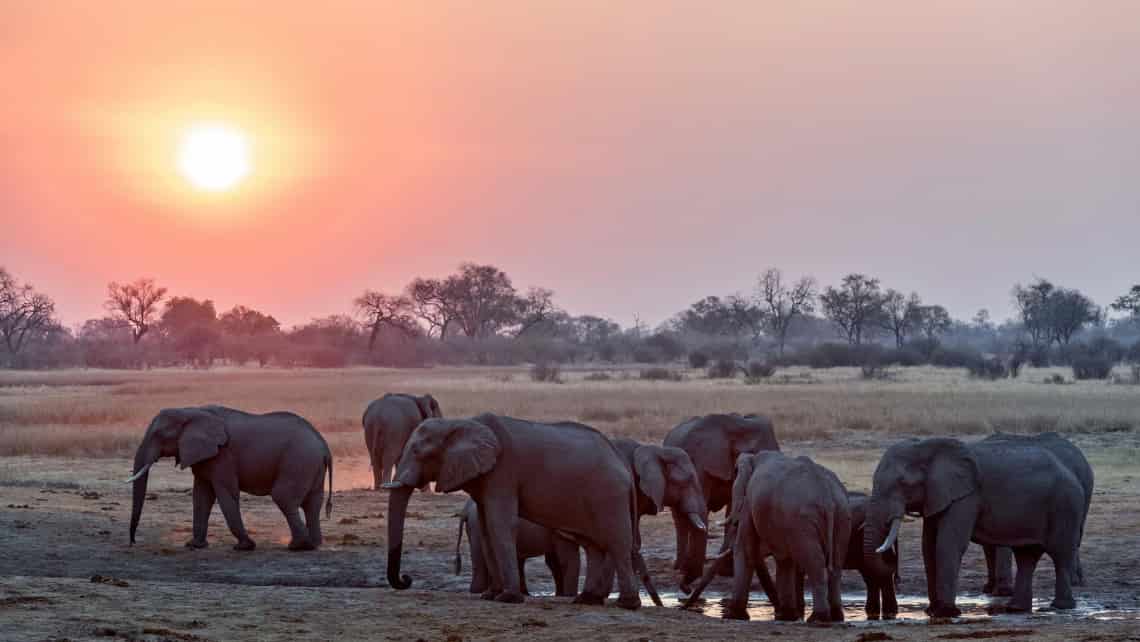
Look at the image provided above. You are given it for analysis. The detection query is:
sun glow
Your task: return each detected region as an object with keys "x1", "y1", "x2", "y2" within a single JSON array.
[{"x1": 177, "y1": 123, "x2": 251, "y2": 192}]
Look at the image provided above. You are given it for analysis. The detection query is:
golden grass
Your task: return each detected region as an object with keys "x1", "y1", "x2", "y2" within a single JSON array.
[{"x1": 0, "y1": 365, "x2": 1137, "y2": 459}]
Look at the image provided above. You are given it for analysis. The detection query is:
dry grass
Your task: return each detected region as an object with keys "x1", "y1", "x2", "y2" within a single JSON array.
[{"x1": 0, "y1": 365, "x2": 1137, "y2": 459}]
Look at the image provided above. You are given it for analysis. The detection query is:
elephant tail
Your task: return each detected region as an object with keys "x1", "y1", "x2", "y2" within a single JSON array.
[
  {"x1": 325, "y1": 454, "x2": 333, "y2": 518},
  {"x1": 628, "y1": 479, "x2": 663, "y2": 607},
  {"x1": 824, "y1": 504, "x2": 836, "y2": 572},
  {"x1": 454, "y1": 511, "x2": 466, "y2": 575}
]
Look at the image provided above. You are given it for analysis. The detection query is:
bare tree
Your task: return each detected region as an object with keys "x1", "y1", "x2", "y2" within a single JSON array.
[
  {"x1": 879, "y1": 290, "x2": 922, "y2": 348},
  {"x1": 819, "y1": 274, "x2": 884, "y2": 346},
  {"x1": 915, "y1": 304, "x2": 952, "y2": 342},
  {"x1": 512, "y1": 287, "x2": 556, "y2": 337},
  {"x1": 105, "y1": 278, "x2": 167, "y2": 343},
  {"x1": 755, "y1": 268, "x2": 816, "y2": 356},
  {"x1": 406, "y1": 277, "x2": 458, "y2": 338},
  {"x1": 0, "y1": 267, "x2": 57, "y2": 356},
  {"x1": 354, "y1": 290, "x2": 418, "y2": 351}
]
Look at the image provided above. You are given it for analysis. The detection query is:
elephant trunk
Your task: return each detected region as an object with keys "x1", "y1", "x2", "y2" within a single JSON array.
[
  {"x1": 863, "y1": 497, "x2": 900, "y2": 579},
  {"x1": 128, "y1": 441, "x2": 158, "y2": 545},
  {"x1": 385, "y1": 483, "x2": 414, "y2": 589}
]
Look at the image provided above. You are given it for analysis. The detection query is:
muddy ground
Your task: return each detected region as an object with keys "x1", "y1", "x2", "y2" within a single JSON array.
[{"x1": 2, "y1": 434, "x2": 1139, "y2": 641}]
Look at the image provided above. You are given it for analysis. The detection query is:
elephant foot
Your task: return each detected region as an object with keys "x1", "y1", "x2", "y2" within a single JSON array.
[
  {"x1": 866, "y1": 613, "x2": 880, "y2": 621},
  {"x1": 806, "y1": 612, "x2": 834, "y2": 625},
  {"x1": 982, "y1": 580, "x2": 994, "y2": 595},
  {"x1": 287, "y1": 538, "x2": 315, "y2": 551},
  {"x1": 883, "y1": 611, "x2": 898, "y2": 621},
  {"x1": 615, "y1": 594, "x2": 641, "y2": 611},
  {"x1": 993, "y1": 584, "x2": 1014, "y2": 597},
  {"x1": 722, "y1": 602, "x2": 750, "y2": 621},
  {"x1": 233, "y1": 539, "x2": 256, "y2": 551},
  {"x1": 480, "y1": 590, "x2": 498, "y2": 601},
  {"x1": 572, "y1": 591, "x2": 605, "y2": 606},
  {"x1": 184, "y1": 539, "x2": 208, "y2": 549},
  {"x1": 929, "y1": 604, "x2": 962, "y2": 618},
  {"x1": 774, "y1": 608, "x2": 800, "y2": 622},
  {"x1": 1051, "y1": 597, "x2": 1076, "y2": 610},
  {"x1": 494, "y1": 591, "x2": 525, "y2": 604}
]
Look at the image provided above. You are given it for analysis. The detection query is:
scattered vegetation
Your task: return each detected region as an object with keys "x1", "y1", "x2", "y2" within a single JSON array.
[
  {"x1": 529, "y1": 362, "x2": 562, "y2": 383},
  {"x1": 687, "y1": 351, "x2": 709, "y2": 369},
  {"x1": 639, "y1": 367, "x2": 683, "y2": 382},
  {"x1": 706, "y1": 359, "x2": 738, "y2": 379}
]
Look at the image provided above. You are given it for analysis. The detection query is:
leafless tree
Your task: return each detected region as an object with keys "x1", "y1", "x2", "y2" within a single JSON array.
[
  {"x1": 755, "y1": 268, "x2": 816, "y2": 356},
  {"x1": 0, "y1": 267, "x2": 57, "y2": 355},
  {"x1": 406, "y1": 277, "x2": 459, "y2": 339},
  {"x1": 820, "y1": 274, "x2": 885, "y2": 346},
  {"x1": 354, "y1": 290, "x2": 418, "y2": 351},
  {"x1": 915, "y1": 304, "x2": 952, "y2": 342},
  {"x1": 879, "y1": 290, "x2": 922, "y2": 348},
  {"x1": 512, "y1": 287, "x2": 556, "y2": 337},
  {"x1": 105, "y1": 278, "x2": 167, "y2": 343}
]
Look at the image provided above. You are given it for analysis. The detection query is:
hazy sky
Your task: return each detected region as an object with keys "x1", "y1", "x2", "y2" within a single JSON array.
[{"x1": 3, "y1": 1, "x2": 1138, "y2": 328}]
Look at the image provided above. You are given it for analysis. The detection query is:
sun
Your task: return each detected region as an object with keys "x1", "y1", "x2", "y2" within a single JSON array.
[{"x1": 177, "y1": 123, "x2": 251, "y2": 192}]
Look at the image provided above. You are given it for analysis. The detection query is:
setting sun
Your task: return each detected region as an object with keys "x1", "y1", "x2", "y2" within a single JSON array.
[{"x1": 177, "y1": 123, "x2": 251, "y2": 192}]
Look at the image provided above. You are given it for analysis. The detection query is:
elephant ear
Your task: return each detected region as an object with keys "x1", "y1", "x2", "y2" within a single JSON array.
[
  {"x1": 437, "y1": 420, "x2": 501, "y2": 493},
  {"x1": 632, "y1": 446, "x2": 666, "y2": 513},
  {"x1": 924, "y1": 441, "x2": 979, "y2": 517},
  {"x1": 172, "y1": 408, "x2": 228, "y2": 469},
  {"x1": 729, "y1": 453, "x2": 755, "y2": 523}
]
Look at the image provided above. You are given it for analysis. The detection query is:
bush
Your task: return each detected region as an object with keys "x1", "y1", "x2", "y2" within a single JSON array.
[
  {"x1": 583, "y1": 371, "x2": 612, "y2": 382},
  {"x1": 745, "y1": 361, "x2": 775, "y2": 379},
  {"x1": 885, "y1": 347, "x2": 925, "y2": 367},
  {"x1": 1027, "y1": 345, "x2": 1050, "y2": 368},
  {"x1": 640, "y1": 367, "x2": 683, "y2": 382},
  {"x1": 707, "y1": 358, "x2": 738, "y2": 379},
  {"x1": 631, "y1": 346, "x2": 661, "y2": 364},
  {"x1": 1044, "y1": 373, "x2": 1066, "y2": 385},
  {"x1": 688, "y1": 351, "x2": 710, "y2": 369},
  {"x1": 645, "y1": 332, "x2": 686, "y2": 362},
  {"x1": 529, "y1": 362, "x2": 563, "y2": 383},
  {"x1": 1072, "y1": 354, "x2": 1113, "y2": 380},
  {"x1": 930, "y1": 346, "x2": 981, "y2": 369},
  {"x1": 967, "y1": 357, "x2": 1007, "y2": 380}
]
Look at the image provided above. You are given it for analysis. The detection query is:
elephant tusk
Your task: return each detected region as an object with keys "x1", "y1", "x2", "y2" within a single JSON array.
[
  {"x1": 381, "y1": 481, "x2": 406, "y2": 490},
  {"x1": 876, "y1": 518, "x2": 902, "y2": 554},
  {"x1": 687, "y1": 513, "x2": 707, "y2": 532},
  {"x1": 124, "y1": 463, "x2": 153, "y2": 483}
]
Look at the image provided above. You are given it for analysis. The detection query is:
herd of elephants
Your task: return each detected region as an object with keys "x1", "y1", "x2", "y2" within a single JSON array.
[{"x1": 123, "y1": 393, "x2": 1093, "y2": 623}]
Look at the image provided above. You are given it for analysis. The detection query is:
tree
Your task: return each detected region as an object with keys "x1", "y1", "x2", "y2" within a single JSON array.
[
  {"x1": 406, "y1": 277, "x2": 459, "y2": 338},
  {"x1": 0, "y1": 267, "x2": 57, "y2": 356},
  {"x1": 755, "y1": 269, "x2": 816, "y2": 357},
  {"x1": 353, "y1": 290, "x2": 417, "y2": 351},
  {"x1": 219, "y1": 305, "x2": 280, "y2": 336},
  {"x1": 512, "y1": 287, "x2": 557, "y2": 338},
  {"x1": 159, "y1": 297, "x2": 219, "y2": 366},
  {"x1": 878, "y1": 290, "x2": 922, "y2": 348},
  {"x1": 675, "y1": 295, "x2": 762, "y2": 340},
  {"x1": 1012, "y1": 279, "x2": 1055, "y2": 348},
  {"x1": 105, "y1": 278, "x2": 167, "y2": 343},
  {"x1": 449, "y1": 263, "x2": 519, "y2": 338},
  {"x1": 915, "y1": 305, "x2": 952, "y2": 342},
  {"x1": 819, "y1": 274, "x2": 884, "y2": 345},
  {"x1": 1047, "y1": 288, "x2": 1097, "y2": 346},
  {"x1": 972, "y1": 308, "x2": 993, "y2": 331},
  {"x1": 1111, "y1": 285, "x2": 1140, "y2": 321}
]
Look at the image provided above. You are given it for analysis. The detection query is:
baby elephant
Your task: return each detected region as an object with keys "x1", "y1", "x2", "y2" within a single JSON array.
[
  {"x1": 128, "y1": 405, "x2": 332, "y2": 551},
  {"x1": 455, "y1": 498, "x2": 580, "y2": 596},
  {"x1": 845, "y1": 492, "x2": 899, "y2": 619},
  {"x1": 725, "y1": 451, "x2": 851, "y2": 622}
]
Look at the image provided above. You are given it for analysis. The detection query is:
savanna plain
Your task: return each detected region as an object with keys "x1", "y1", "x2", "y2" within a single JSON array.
[{"x1": 2, "y1": 366, "x2": 1139, "y2": 641}]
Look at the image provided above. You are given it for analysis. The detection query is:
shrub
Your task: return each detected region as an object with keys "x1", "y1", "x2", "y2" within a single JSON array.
[
  {"x1": 885, "y1": 347, "x2": 925, "y2": 367},
  {"x1": 529, "y1": 362, "x2": 563, "y2": 383},
  {"x1": 583, "y1": 371, "x2": 612, "y2": 382},
  {"x1": 645, "y1": 332, "x2": 686, "y2": 362},
  {"x1": 1072, "y1": 354, "x2": 1113, "y2": 380},
  {"x1": 631, "y1": 346, "x2": 661, "y2": 364},
  {"x1": 1044, "y1": 373, "x2": 1066, "y2": 385},
  {"x1": 930, "y1": 346, "x2": 981, "y2": 369},
  {"x1": 1027, "y1": 345, "x2": 1050, "y2": 368},
  {"x1": 640, "y1": 367, "x2": 683, "y2": 382},
  {"x1": 967, "y1": 357, "x2": 1007, "y2": 380},
  {"x1": 598, "y1": 343, "x2": 617, "y2": 363},
  {"x1": 745, "y1": 361, "x2": 775, "y2": 379},
  {"x1": 707, "y1": 359, "x2": 738, "y2": 379},
  {"x1": 688, "y1": 351, "x2": 710, "y2": 369}
]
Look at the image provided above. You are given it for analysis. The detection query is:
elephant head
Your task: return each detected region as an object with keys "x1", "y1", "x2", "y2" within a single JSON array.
[
  {"x1": 127, "y1": 407, "x2": 228, "y2": 544},
  {"x1": 692, "y1": 414, "x2": 778, "y2": 483},
  {"x1": 864, "y1": 438, "x2": 978, "y2": 577},
  {"x1": 632, "y1": 444, "x2": 707, "y2": 530},
  {"x1": 382, "y1": 417, "x2": 501, "y2": 589},
  {"x1": 415, "y1": 394, "x2": 443, "y2": 420}
]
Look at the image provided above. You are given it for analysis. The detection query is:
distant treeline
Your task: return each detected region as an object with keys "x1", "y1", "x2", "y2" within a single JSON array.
[{"x1": 2, "y1": 264, "x2": 1139, "y2": 377}]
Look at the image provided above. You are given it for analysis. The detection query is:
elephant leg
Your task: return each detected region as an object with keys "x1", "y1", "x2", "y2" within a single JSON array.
[
  {"x1": 861, "y1": 571, "x2": 881, "y2": 619},
  {"x1": 827, "y1": 566, "x2": 844, "y2": 622},
  {"x1": 930, "y1": 508, "x2": 974, "y2": 618},
  {"x1": 982, "y1": 544, "x2": 996, "y2": 594},
  {"x1": 754, "y1": 555, "x2": 779, "y2": 609},
  {"x1": 573, "y1": 543, "x2": 607, "y2": 605},
  {"x1": 921, "y1": 516, "x2": 938, "y2": 615},
  {"x1": 724, "y1": 517, "x2": 754, "y2": 620},
  {"x1": 517, "y1": 557, "x2": 530, "y2": 596},
  {"x1": 682, "y1": 512, "x2": 710, "y2": 585},
  {"x1": 475, "y1": 503, "x2": 502, "y2": 599},
  {"x1": 774, "y1": 558, "x2": 800, "y2": 621},
  {"x1": 671, "y1": 509, "x2": 689, "y2": 571},
  {"x1": 992, "y1": 546, "x2": 1014, "y2": 596},
  {"x1": 794, "y1": 546, "x2": 831, "y2": 623},
  {"x1": 883, "y1": 574, "x2": 899, "y2": 620},
  {"x1": 187, "y1": 476, "x2": 214, "y2": 549},
  {"x1": 1073, "y1": 549, "x2": 1086, "y2": 587},
  {"x1": 468, "y1": 516, "x2": 490, "y2": 594},
  {"x1": 301, "y1": 485, "x2": 324, "y2": 548},
  {"x1": 544, "y1": 552, "x2": 561, "y2": 595},
  {"x1": 1049, "y1": 547, "x2": 1076, "y2": 610},
  {"x1": 479, "y1": 497, "x2": 524, "y2": 604},
  {"x1": 610, "y1": 545, "x2": 641, "y2": 610},
  {"x1": 369, "y1": 444, "x2": 385, "y2": 490},
  {"x1": 272, "y1": 488, "x2": 312, "y2": 551},
  {"x1": 795, "y1": 570, "x2": 805, "y2": 620},
  {"x1": 213, "y1": 481, "x2": 254, "y2": 551},
  {"x1": 380, "y1": 447, "x2": 398, "y2": 489},
  {"x1": 1008, "y1": 546, "x2": 1042, "y2": 612},
  {"x1": 561, "y1": 544, "x2": 580, "y2": 597}
]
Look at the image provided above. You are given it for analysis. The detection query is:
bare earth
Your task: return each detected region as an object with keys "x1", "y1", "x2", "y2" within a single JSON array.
[{"x1": 2, "y1": 367, "x2": 1139, "y2": 641}]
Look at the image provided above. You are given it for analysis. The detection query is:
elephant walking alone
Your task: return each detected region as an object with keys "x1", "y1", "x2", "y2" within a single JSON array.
[
  {"x1": 866, "y1": 437, "x2": 1084, "y2": 616},
  {"x1": 362, "y1": 393, "x2": 441, "y2": 490},
  {"x1": 128, "y1": 406, "x2": 332, "y2": 551}
]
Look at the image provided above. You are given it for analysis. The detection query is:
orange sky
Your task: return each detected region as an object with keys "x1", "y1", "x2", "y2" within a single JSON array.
[{"x1": 3, "y1": 2, "x2": 1139, "y2": 327}]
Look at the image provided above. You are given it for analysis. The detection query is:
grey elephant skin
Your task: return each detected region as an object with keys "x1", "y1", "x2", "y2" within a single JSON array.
[
  {"x1": 980, "y1": 432, "x2": 1093, "y2": 596},
  {"x1": 362, "y1": 393, "x2": 442, "y2": 490},
  {"x1": 663, "y1": 413, "x2": 780, "y2": 584},
  {"x1": 128, "y1": 405, "x2": 332, "y2": 551},
  {"x1": 455, "y1": 498, "x2": 580, "y2": 596},
  {"x1": 846, "y1": 492, "x2": 899, "y2": 619},
  {"x1": 866, "y1": 437, "x2": 1085, "y2": 617},
  {"x1": 384, "y1": 414, "x2": 655, "y2": 609}
]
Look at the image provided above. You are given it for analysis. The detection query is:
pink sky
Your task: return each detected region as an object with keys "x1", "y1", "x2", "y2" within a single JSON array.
[{"x1": 3, "y1": 2, "x2": 1138, "y2": 328}]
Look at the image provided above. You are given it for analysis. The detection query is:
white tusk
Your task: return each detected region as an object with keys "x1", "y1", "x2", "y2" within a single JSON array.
[
  {"x1": 876, "y1": 518, "x2": 902, "y2": 554},
  {"x1": 124, "y1": 462, "x2": 153, "y2": 483},
  {"x1": 687, "y1": 513, "x2": 707, "y2": 532}
]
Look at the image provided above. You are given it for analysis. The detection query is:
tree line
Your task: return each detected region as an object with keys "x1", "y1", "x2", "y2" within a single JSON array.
[{"x1": 2, "y1": 264, "x2": 1139, "y2": 374}]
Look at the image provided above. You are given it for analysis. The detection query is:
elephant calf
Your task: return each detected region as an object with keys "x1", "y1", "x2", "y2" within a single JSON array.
[
  {"x1": 724, "y1": 451, "x2": 850, "y2": 622},
  {"x1": 455, "y1": 498, "x2": 579, "y2": 597},
  {"x1": 362, "y1": 393, "x2": 442, "y2": 490},
  {"x1": 845, "y1": 492, "x2": 898, "y2": 619},
  {"x1": 128, "y1": 406, "x2": 332, "y2": 551}
]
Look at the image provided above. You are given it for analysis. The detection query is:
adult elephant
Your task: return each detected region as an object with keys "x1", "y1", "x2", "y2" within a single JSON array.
[
  {"x1": 980, "y1": 432, "x2": 1093, "y2": 595},
  {"x1": 127, "y1": 406, "x2": 332, "y2": 551},
  {"x1": 384, "y1": 414, "x2": 656, "y2": 609},
  {"x1": 361, "y1": 393, "x2": 441, "y2": 490},
  {"x1": 723, "y1": 452, "x2": 851, "y2": 622},
  {"x1": 663, "y1": 413, "x2": 780, "y2": 585},
  {"x1": 455, "y1": 498, "x2": 580, "y2": 597},
  {"x1": 866, "y1": 437, "x2": 1084, "y2": 616}
]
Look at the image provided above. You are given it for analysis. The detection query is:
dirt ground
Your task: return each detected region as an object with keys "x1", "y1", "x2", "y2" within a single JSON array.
[{"x1": 3, "y1": 432, "x2": 1138, "y2": 641}]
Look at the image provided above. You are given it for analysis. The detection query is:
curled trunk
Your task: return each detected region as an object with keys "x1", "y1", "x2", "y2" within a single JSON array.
[{"x1": 386, "y1": 484, "x2": 414, "y2": 589}]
